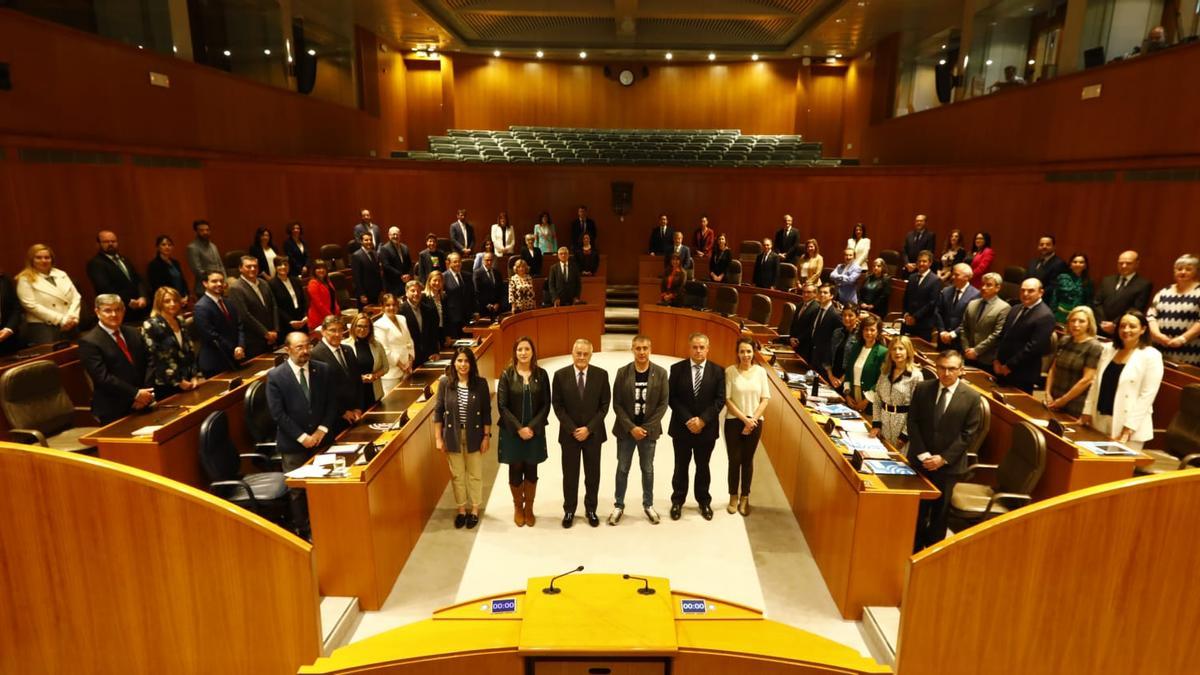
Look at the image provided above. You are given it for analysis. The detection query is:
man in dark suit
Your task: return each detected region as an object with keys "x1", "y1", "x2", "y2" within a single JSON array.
[
  {"x1": 902, "y1": 251, "x2": 941, "y2": 340},
  {"x1": 551, "y1": 339, "x2": 611, "y2": 528},
  {"x1": 519, "y1": 234, "x2": 543, "y2": 277},
  {"x1": 0, "y1": 272, "x2": 24, "y2": 355},
  {"x1": 753, "y1": 239, "x2": 781, "y2": 289},
  {"x1": 901, "y1": 214, "x2": 936, "y2": 277},
  {"x1": 266, "y1": 331, "x2": 337, "y2": 539},
  {"x1": 309, "y1": 315, "x2": 363, "y2": 435},
  {"x1": 668, "y1": 332, "x2": 726, "y2": 521},
  {"x1": 647, "y1": 213, "x2": 674, "y2": 256},
  {"x1": 442, "y1": 252, "x2": 475, "y2": 338},
  {"x1": 570, "y1": 205, "x2": 597, "y2": 250},
  {"x1": 416, "y1": 234, "x2": 444, "y2": 283},
  {"x1": 473, "y1": 252, "x2": 505, "y2": 318},
  {"x1": 1093, "y1": 250, "x2": 1153, "y2": 337},
  {"x1": 792, "y1": 284, "x2": 840, "y2": 369},
  {"x1": 1026, "y1": 235, "x2": 1068, "y2": 301},
  {"x1": 400, "y1": 280, "x2": 440, "y2": 366},
  {"x1": 268, "y1": 258, "x2": 308, "y2": 332},
  {"x1": 351, "y1": 209, "x2": 382, "y2": 253},
  {"x1": 379, "y1": 226, "x2": 413, "y2": 297},
  {"x1": 773, "y1": 214, "x2": 799, "y2": 257},
  {"x1": 78, "y1": 295, "x2": 153, "y2": 424},
  {"x1": 665, "y1": 231, "x2": 693, "y2": 274},
  {"x1": 957, "y1": 273, "x2": 1011, "y2": 371},
  {"x1": 993, "y1": 278, "x2": 1056, "y2": 393},
  {"x1": 350, "y1": 232, "x2": 385, "y2": 308},
  {"x1": 193, "y1": 270, "x2": 245, "y2": 377},
  {"x1": 907, "y1": 349, "x2": 983, "y2": 551},
  {"x1": 226, "y1": 255, "x2": 278, "y2": 359},
  {"x1": 546, "y1": 247, "x2": 582, "y2": 307},
  {"x1": 449, "y1": 208, "x2": 475, "y2": 256},
  {"x1": 86, "y1": 230, "x2": 148, "y2": 324},
  {"x1": 934, "y1": 263, "x2": 981, "y2": 350}
]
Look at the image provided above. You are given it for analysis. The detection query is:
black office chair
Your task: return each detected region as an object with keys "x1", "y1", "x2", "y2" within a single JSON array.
[
  {"x1": 223, "y1": 249, "x2": 247, "y2": 275},
  {"x1": 1139, "y1": 383, "x2": 1200, "y2": 474},
  {"x1": 713, "y1": 286, "x2": 739, "y2": 316},
  {"x1": 319, "y1": 243, "x2": 346, "y2": 270},
  {"x1": 198, "y1": 410, "x2": 290, "y2": 526},
  {"x1": 747, "y1": 294, "x2": 772, "y2": 325},
  {"x1": 682, "y1": 280, "x2": 708, "y2": 310},
  {"x1": 243, "y1": 379, "x2": 281, "y2": 464},
  {"x1": 725, "y1": 259, "x2": 743, "y2": 285},
  {"x1": 1002, "y1": 265, "x2": 1027, "y2": 285},
  {"x1": 948, "y1": 420, "x2": 1046, "y2": 531}
]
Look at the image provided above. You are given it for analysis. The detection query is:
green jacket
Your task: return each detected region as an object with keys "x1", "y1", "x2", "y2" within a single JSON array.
[{"x1": 842, "y1": 341, "x2": 888, "y2": 392}]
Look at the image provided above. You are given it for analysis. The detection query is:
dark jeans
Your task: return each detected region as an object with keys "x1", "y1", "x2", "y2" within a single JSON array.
[
  {"x1": 724, "y1": 419, "x2": 761, "y2": 496},
  {"x1": 914, "y1": 473, "x2": 960, "y2": 552},
  {"x1": 615, "y1": 436, "x2": 657, "y2": 509},
  {"x1": 507, "y1": 461, "x2": 539, "y2": 486},
  {"x1": 562, "y1": 440, "x2": 601, "y2": 513},
  {"x1": 671, "y1": 436, "x2": 716, "y2": 507}
]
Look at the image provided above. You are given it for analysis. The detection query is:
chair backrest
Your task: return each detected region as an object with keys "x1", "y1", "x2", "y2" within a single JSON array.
[
  {"x1": 739, "y1": 240, "x2": 763, "y2": 256},
  {"x1": 319, "y1": 243, "x2": 344, "y2": 269},
  {"x1": 878, "y1": 249, "x2": 901, "y2": 276},
  {"x1": 198, "y1": 410, "x2": 240, "y2": 483},
  {"x1": 997, "y1": 420, "x2": 1047, "y2": 496},
  {"x1": 436, "y1": 238, "x2": 455, "y2": 255},
  {"x1": 1002, "y1": 265, "x2": 1027, "y2": 284},
  {"x1": 1163, "y1": 384, "x2": 1200, "y2": 459},
  {"x1": 713, "y1": 286, "x2": 739, "y2": 315},
  {"x1": 0, "y1": 360, "x2": 74, "y2": 436},
  {"x1": 776, "y1": 262, "x2": 798, "y2": 291},
  {"x1": 963, "y1": 395, "x2": 992, "y2": 463},
  {"x1": 682, "y1": 280, "x2": 708, "y2": 310},
  {"x1": 777, "y1": 301, "x2": 797, "y2": 335},
  {"x1": 243, "y1": 379, "x2": 276, "y2": 444},
  {"x1": 223, "y1": 249, "x2": 247, "y2": 274},
  {"x1": 999, "y1": 281, "x2": 1021, "y2": 303},
  {"x1": 725, "y1": 259, "x2": 743, "y2": 285},
  {"x1": 748, "y1": 294, "x2": 772, "y2": 324}
]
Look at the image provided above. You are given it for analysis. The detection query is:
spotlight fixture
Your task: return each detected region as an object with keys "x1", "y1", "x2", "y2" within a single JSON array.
[
  {"x1": 941, "y1": 44, "x2": 947, "y2": 50},
  {"x1": 825, "y1": 57, "x2": 836, "y2": 64},
  {"x1": 708, "y1": 52, "x2": 716, "y2": 61},
  {"x1": 536, "y1": 50, "x2": 544, "y2": 58},
  {"x1": 1027, "y1": 58, "x2": 1035, "y2": 65},
  {"x1": 223, "y1": 49, "x2": 232, "y2": 57},
  {"x1": 579, "y1": 51, "x2": 587, "y2": 59},
  {"x1": 751, "y1": 53, "x2": 759, "y2": 61},
  {"x1": 835, "y1": 53, "x2": 843, "y2": 58},
  {"x1": 985, "y1": 58, "x2": 993, "y2": 66},
  {"x1": 665, "y1": 52, "x2": 673, "y2": 60},
  {"x1": 493, "y1": 50, "x2": 501, "y2": 57},
  {"x1": 938, "y1": 59, "x2": 946, "y2": 65},
  {"x1": 263, "y1": 48, "x2": 272, "y2": 55},
  {"x1": 307, "y1": 49, "x2": 316, "y2": 56}
]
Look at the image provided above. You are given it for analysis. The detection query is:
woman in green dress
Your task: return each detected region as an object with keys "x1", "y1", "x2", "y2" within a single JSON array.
[
  {"x1": 1054, "y1": 253, "x2": 1094, "y2": 323},
  {"x1": 496, "y1": 336, "x2": 551, "y2": 527}
]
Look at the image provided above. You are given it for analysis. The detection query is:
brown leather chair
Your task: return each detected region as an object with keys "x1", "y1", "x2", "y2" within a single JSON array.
[
  {"x1": 724, "y1": 259, "x2": 743, "y2": 285},
  {"x1": 948, "y1": 420, "x2": 1046, "y2": 529},
  {"x1": 775, "y1": 301, "x2": 797, "y2": 340},
  {"x1": 1002, "y1": 265, "x2": 1027, "y2": 284},
  {"x1": 747, "y1": 294, "x2": 772, "y2": 325},
  {"x1": 775, "y1": 262, "x2": 798, "y2": 292},
  {"x1": 739, "y1": 240, "x2": 763, "y2": 256},
  {"x1": 319, "y1": 243, "x2": 346, "y2": 270},
  {"x1": 877, "y1": 249, "x2": 901, "y2": 276},
  {"x1": 223, "y1": 249, "x2": 248, "y2": 275},
  {"x1": 1139, "y1": 383, "x2": 1200, "y2": 474},
  {"x1": 0, "y1": 360, "x2": 100, "y2": 453},
  {"x1": 712, "y1": 286, "x2": 739, "y2": 316}
]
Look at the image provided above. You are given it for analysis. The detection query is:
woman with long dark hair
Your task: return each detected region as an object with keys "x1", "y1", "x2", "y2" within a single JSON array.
[
  {"x1": 433, "y1": 347, "x2": 492, "y2": 529},
  {"x1": 496, "y1": 336, "x2": 551, "y2": 527}
]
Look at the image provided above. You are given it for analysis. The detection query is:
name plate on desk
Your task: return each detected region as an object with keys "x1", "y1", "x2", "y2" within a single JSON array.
[
  {"x1": 680, "y1": 599, "x2": 712, "y2": 615},
  {"x1": 487, "y1": 598, "x2": 517, "y2": 614}
]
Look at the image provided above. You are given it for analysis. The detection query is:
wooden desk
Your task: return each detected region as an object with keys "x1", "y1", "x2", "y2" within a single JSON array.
[
  {"x1": 639, "y1": 305, "x2": 937, "y2": 619},
  {"x1": 0, "y1": 343, "x2": 89, "y2": 431},
  {"x1": 475, "y1": 304, "x2": 605, "y2": 378},
  {"x1": 288, "y1": 337, "x2": 494, "y2": 611}
]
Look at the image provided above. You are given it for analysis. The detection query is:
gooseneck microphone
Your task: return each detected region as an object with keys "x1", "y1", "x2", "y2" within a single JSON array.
[
  {"x1": 623, "y1": 573, "x2": 656, "y2": 595},
  {"x1": 542, "y1": 565, "x2": 585, "y2": 594}
]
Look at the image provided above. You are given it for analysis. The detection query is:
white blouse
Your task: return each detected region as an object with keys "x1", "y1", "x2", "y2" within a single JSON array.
[
  {"x1": 725, "y1": 364, "x2": 771, "y2": 421},
  {"x1": 491, "y1": 223, "x2": 516, "y2": 256},
  {"x1": 847, "y1": 237, "x2": 871, "y2": 268}
]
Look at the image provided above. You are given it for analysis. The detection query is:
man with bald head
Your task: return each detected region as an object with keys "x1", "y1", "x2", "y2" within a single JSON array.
[
  {"x1": 87, "y1": 230, "x2": 148, "y2": 323},
  {"x1": 552, "y1": 339, "x2": 611, "y2": 528},
  {"x1": 992, "y1": 278, "x2": 1056, "y2": 393},
  {"x1": 1093, "y1": 250, "x2": 1152, "y2": 338},
  {"x1": 901, "y1": 214, "x2": 935, "y2": 277},
  {"x1": 934, "y1": 263, "x2": 981, "y2": 350}
]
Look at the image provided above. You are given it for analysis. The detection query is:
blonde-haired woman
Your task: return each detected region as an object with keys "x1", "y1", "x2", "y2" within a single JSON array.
[
  {"x1": 374, "y1": 293, "x2": 416, "y2": 394},
  {"x1": 797, "y1": 239, "x2": 824, "y2": 286},
  {"x1": 869, "y1": 336, "x2": 920, "y2": 447},
  {"x1": 423, "y1": 270, "x2": 447, "y2": 348},
  {"x1": 16, "y1": 244, "x2": 81, "y2": 344},
  {"x1": 348, "y1": 312, "x2": 389, "y2": 408},
  {"x1": 143, "y1": 286, "x2": 202, "y2": 399},
  {"x1": 1044, "y1": 306, "x2": 1102, "y2": 417}
]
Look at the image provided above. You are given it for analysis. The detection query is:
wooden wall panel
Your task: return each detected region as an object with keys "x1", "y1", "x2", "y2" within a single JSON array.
[{"x1": 406, "y1": 60, "x2": 447, "y2": 151}]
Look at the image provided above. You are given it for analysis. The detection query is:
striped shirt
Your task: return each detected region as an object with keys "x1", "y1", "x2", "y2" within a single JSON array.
[
  {"x1": 456, "y1": 383, "x2": 470, "y2": 427},
  {"x1": 1148, "y1": 284, "x2": 1200, "y2": 365}
]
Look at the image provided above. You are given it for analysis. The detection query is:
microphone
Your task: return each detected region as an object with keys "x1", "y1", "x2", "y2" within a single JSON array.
[
  {"x1": 622, "y1": 574, "x2": 656, "y2": 595},
  {"x1": 542, "y1": 565, "x2": 584, "y2": 595}
]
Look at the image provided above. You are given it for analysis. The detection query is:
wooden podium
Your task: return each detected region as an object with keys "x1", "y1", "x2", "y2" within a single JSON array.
[{"x1": 299, "y1": 574, "x2": 888, "y2": 674}]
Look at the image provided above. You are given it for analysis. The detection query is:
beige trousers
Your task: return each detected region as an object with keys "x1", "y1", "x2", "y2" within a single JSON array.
[{"x1": 446, "y1": 429, "x2": 483, "y2": 507}]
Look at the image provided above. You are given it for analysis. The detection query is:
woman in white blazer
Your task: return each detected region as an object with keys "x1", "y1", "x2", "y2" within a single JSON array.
[
  {"x1": 847, "y1": 222, "x2": 871, "y2": 268},
  {"x1": 15, "y1": 244, "x2": 82, "y2": 344},
  {"x1": 374, "y1": 292, "x2": 416, "y2": 394},
  {"x1": 1082, "y1": 310, "x2": 1164, "y2": 450}
]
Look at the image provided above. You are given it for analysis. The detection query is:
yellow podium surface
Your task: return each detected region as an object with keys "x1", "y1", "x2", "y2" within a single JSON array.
[{"x1": 300, "y1": 574, "x2": 888, "y2": 674}]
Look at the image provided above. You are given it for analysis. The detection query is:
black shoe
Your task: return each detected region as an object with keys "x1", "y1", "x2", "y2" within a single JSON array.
[
  {"x1": 454, "y1": 513, "x2": 467, "y2": 529},
  {"x1": 465, "y1": 513, "x2": 479, "y2": 529},
  {"x1": 562, "y1": 512, "x2": 575, "y2": 528},
  {"x1": 670, "y1": 504, "x2": 682, "y2": 520},
  {"x1": 700, "y1": 504, "x2": 714, "y2": 521},
  {"x1": 586, "y1": 511, "x2": 600, "y2": 527}
]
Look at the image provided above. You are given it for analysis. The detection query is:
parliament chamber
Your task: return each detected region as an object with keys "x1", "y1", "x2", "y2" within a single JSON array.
[{"x1": 2, "y1": 2, "x2": 1200, "y2": 674}]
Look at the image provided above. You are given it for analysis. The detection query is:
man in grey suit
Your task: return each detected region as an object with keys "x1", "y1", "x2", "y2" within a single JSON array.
[
  {"x1": 185, "y1": 219, "x2": 222, "y2": 297},
  {"x1": 1093, "y1": 250, "x2": 1152, "y2": 338},
  {"x1": 545, "y1": 247, "x2": 581, "y2": 307},
  {"x1": 957, "y1": 272, "x2": 1011, "y2": 372},
  {"x1": 552, "y1": 339, "x2": 611, "y2": 529},
  {"x1": 907, "y1": 349, "x2": 983, "y2": 551},
  {"x1": 226, "y1": 255, "x2": 278, "y2": 358},
  {"x1": 609, "y1": 335, "x2": 669, "y2": 525}
]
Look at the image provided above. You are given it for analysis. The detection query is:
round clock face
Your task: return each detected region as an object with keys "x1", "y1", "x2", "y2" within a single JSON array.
[{"x1": 618, "y1": 69, "x2": 635, "y2": 86}]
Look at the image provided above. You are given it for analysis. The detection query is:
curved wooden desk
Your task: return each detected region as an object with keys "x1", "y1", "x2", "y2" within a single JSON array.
[
  {"x1": 477, "y1": 303, "x2": 605, "y2": 377},
  {"x1": 639, "y1": 305, "x2": 938, "y2": 619}
]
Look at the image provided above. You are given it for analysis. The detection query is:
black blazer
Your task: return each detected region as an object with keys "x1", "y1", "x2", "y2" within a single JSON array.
[
  {"x1": 1093, "y1": 273, "x2": 1153, "y2": 330},
  {"x1": 708, "y1": 249, "x2": 732, "y2": 279},
  {"x1": 995, "y1": 301, "x2": 1056, "y2": 391},
  {"x1": 449, "y1": 220, "x2": 475, "y2": 254},
  {"x1": 906, "y1": 379, "x2": 983, "y2": 478},
  {"x1": 434, "y1": 375, "x2": 493, "y2": 452},
  {"x1": 87, "y1": 252, "x2": 146, "y2": 322},
  {"x1": 551, "y1": 365, "x2": 611, "y2": 445},
  {"x1": 442, "y1": 268, "x2": 475, "y2": 324},
  {"x1": 473, "y1": 267, "x2": 505, "y2": 312},
  {"x1": 0, "y1": 275, "x2": 25, "y2": 355},
  {"x1": 399, "y1": 299, "x2": 440, "y2": 366},
  {"x1": 497, "y1": 366, "x2": 551, "y2": 433},
  {"x1": 311, "y1": 340, "x2": 363, "y2": 416},
  {"x1": 193, "y1": 294, "x2": 244, "y2": 376},
  {"x1": 417, "y1": 248, "x2": 445, "y2": 283},
  {"x1": 902, "y1": 271, "x2": 942, "y2": 338},
  {"x1": 518, "y1": 247, "x2": 543, "y2": 277},
  {"x1": 283, "y1": 238, "x2": 309, "y2": 275},
  {"x1": 146, "y1": 256, "x2": 189, "y2": 300},
  {"x1": 1027, "y1": 255, "x2": 1069, "y2": 295},
  {"x1": 351, "y1": 248, "x2": 385, "y2": 306},
  {"x1": 807, "y1": 305, "x2": 843, "y2": 372},
  {"x1": 774, "y1": 227, "x2": 800, "y2": 256},
  {"x1": 570, "y1": 217, "x2": 597, "y2": 249},
  {"x1": 269, "y1": 275, "x2": 308, "y2": 327},
  {"x1": 378, "y1": 241, "x2": 412, "y2": 295},
  {"x1": 78, "y1": 325, "x2": 149, "y2": 424},
  {"x1": 667, "y1": 359, "x2": 726, "y2": 443},
  {"x1": 546, "y1": 260, "x2": 582, "y2": 305},
  {"x1": 141, "y1": 314, "x2": 198, "y2": 393},
  {"x1": 573, "y1": 247, "x2": 600, "y2": 275},
  {"x1": 266, "y1": 359, "x2": 336, "y2": 458},
  {"x1": 753, "y1": 251, "x2": 780, "y2": 289},
  {"x1": 648, "y1": 226, "x2": 674, "y2": 256},
  {"x1": 902, "y1": 229, "x2": 936, "y2": 268}
]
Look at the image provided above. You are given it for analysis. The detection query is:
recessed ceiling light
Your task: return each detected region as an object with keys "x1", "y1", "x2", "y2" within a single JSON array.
[
  {"x1": 941, "y1": 44, "x2": 947, "y2": 50},
  {"x1": 307, "y1": 49, "x2": 316, "y2": 56},
  {"x1": 708, "y1": 52, "x2": 716, "y2": 61},
  {"x1": 428, "y1": 45, "x2": 437, "y2": 52},
  {"x1": 172, "y1": 46, "x2": 177, "y2": 53},
  {"x1": 1027, "y1": 59, "x2": 1035, "y2": 65},
  {"x1": 137, "y1": 44, "x2": 144, "y2": 50},
  {"x1": 938, "y1": 59, "x2": 947, "y2": 65},
  {"x1": 223, "y1": 49, "x2": 231, "y2": 57},
  {"x1": 263, "y1": 48, "x2": 271, "y2": 55},
  {"x1": 579, "y1": 51, "x2": 587, "y2": 59},
  {"x1": 835, "y1": 53, "x2": 843, "y2": 58},
  {"x1": 836, "y1": 18, "x2": 846, "y2": 23},
  {"x1": 665, "y1": 52, "x2": 673, "y2": 60},
  {"x1": 985, "y1": 58, "x2": 993, "y2": 65},
  {"x1": 826, "y1": 57, "x2": 836, "y2": 64},
  {"x1": 536, "y1": 50, "x2": 544, "y2": 58},
  {"x1": 493, "y1": 50, "x2": 501, "y2": 57},
  {"x1": 751, "y1": 54, "x2": 759, "y2": 61}
]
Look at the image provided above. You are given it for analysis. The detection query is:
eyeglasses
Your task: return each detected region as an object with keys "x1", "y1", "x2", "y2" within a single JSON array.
[{"x1": 935, "y1": 365, "x2": 962, "y2": 373}]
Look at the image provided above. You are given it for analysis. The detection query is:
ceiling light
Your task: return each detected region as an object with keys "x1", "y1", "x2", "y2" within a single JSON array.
[
  {"x1": 263, "y1": 48, "x2": 271, "y2": 55},
  {"x1": 1028, "y1": 59, "x2": 1036, "y2": 65},
  {"x1": 665, "y1": 52, "x2": 673, "y2": 60},
  {"x1": 836, "y1": 18, "x2": 846, "y2": 23},
  {"x1": 536, "y1": 50, "x2": 544, "y2": 58},
  {"x1": 963, "y1": 55, "x2": 969, "y2": 66},
  {"x1": 579, "y1": 51, "x2": 587, "y2": 59},
  {"x1": 938, "y1": 59, "x2": 947, "y2": 65},
  {"x1": 137, "y1": 45, "x2": 144, "y2": 50},
  {"x1": 172, "y1": 46, "x2": 177, "y2": 53},
  {"x1": 941, "y1": 44, "x2": 947, "y2": 50},
  {"x1": 428, "y1": 45, "x2": 437, "y2": 52},
  {"x1": 985, "y1": 59, "x2": 993, "y2": 65},
  {"x1": 751, "y1": 54, "x2": 759, "y2": 61},
  {"x1": 835, "y1": 53, "x2": 843, "y2": 58},
  {"x1": 223, "y1": 49, "x2": 231, "y2": 57},
  {"x1": 493, "y1": 50, "x2": 501, "y2": 57},
  {"x1": 708, "y1": 52, "x2": 716, "y2": 61},
  {"x1": 307, "y1": 49, "x2": 316, "y2": 56},
  {"x1": 826, "y1": 57, "x2": 836, "y2": 64}
]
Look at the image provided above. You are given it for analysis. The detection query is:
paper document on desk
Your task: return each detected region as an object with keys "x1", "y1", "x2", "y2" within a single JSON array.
[
  {"x1": 327, "y1": 443, "x2": 361, "y2": 455},
  {"x1": 839, "y1": 420, "x2": 869, "y2": 434},
  {"x1": 312, "y1": 454, "x2": 338, "y2": 466},
  {"x1": 842, "y1": 435, "x2": 889, "y2": 458},
  {"x1": 816, "y1": 404, "x2": 859, "y2": 419},
  {"x1": 1030, "y1": 418, "x2": 1050, "y2": 428},
  {"x1": 131, "y1": 425, "x2": 163, "y2": 437},
  {"x1": 285, "y1": 465, "x2": 331, "y2": 478},
  {"x1": 1078, "y1": 441, "x2": 1138, "y2": 456},
  {"x1": 862, "y1": 459, "x2": 917, "y2": 476}
]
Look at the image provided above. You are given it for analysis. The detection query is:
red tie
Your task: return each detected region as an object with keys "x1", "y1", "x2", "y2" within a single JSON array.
[
  {"x1": 113, "y1": 329, "x2": 133, "y2": 364},
  {"x1": 218, "y1": 299, "x2": 231, "y2": 321}
]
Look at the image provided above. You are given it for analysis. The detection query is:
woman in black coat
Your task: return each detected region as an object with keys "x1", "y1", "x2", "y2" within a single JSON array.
[{"x1": 146, "y1": 235, "x2": 190, "y2": 304}]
